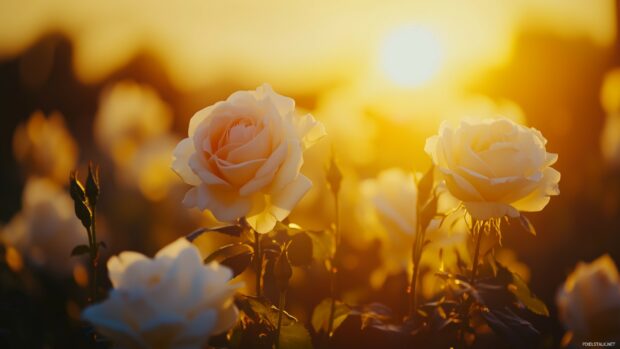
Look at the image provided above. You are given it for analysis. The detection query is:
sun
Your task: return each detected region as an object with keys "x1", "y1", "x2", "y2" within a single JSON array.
[{"x1": 379, "y1": 24, "x2": 443, "y2": 88}]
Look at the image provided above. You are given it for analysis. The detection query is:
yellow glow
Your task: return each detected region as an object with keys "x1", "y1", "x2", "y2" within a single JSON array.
[{"x1": 380, "y1": 25, "x2": 443, "y2": 87}]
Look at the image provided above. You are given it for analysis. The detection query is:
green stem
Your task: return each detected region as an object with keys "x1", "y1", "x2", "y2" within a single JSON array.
[
  {"x1": 326, "y1": 193, "x2": 340, "y2": 337},
  {"x1": 470, "y1": 222, "x2": 483, "y2": 285},
  {"x1": 409, "y1": 217, "x2": 427, "y2": 319},
  {"x1": 254, "y1": 229, "x2": 262, "y2": 298},
  {"x1": 275, "y1": 290, "x2": 287, "y2": 349},
  {"x1": 88, "y1": 209, "x2": 99, "y2": 303}
]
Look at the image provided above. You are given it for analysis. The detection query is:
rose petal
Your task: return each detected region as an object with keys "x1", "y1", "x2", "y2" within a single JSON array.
[
  {"x1": 198, "y1": 185, "x2": 253, "y2": 222},
  {"x1": 270, "y1": 139, "x2": 303, "y2": 192},
  {"x1": 291, "y1": 113, "x2": 326, "y2": 150},
  {"x1": 188, "y1": 153, "x2": 229, "y2": 186},
  {"x1": 107, "y1": 251, "x2": 148, "y2": 288},
  {"x1": 82, "y1": 295, "x2": 146, "y2": 348},
  {"x1": 171, "y1": 138, "x2": 202, "y2": 186},
  {"x1": 270, "y1": 174, "x2": 313, "y2": 221},
  {"x1": 239, "y1": 140, "x2": 288, "y2": 196},
  {"x1": 439, "y1": 167, "x2": 484, "y2": 201},
  {"x1": 216, "y1": 158, "x2": 266, "y2": 187},
  {"x1": 511, "y1": 167, "x2": 561, "y2": 212},
  {"x1": 256, "y1": 83, "x2": 295, "y2": 116},
  {"x1": 245, "y1": 210, "x2": 278, "y2": 235},
  {"x1": 226, "y1": 120, "x2": 271, "y2": 164},
  {"x1": 188, "y1": 104, "x2": 216, "y2": 137}
]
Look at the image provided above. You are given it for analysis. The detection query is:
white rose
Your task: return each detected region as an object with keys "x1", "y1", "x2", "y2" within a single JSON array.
[
  {"x1": 82, "y1": 238, "x2": 241, "y2": 349},
  {"x1": 358, "y1": 169, "x2": 418, "y2": 279},
  {"x1": 357, "y1": 168, "x2": 468, "y2": 289},
  {"x1": 95, "y1": 80, "x2": 173, "y2": 167},
  {"x1": 171, "y1": 84, "x2": 326, "y2": 233},
  {"x1": 1, "y1": 177, "x2": 85, "y2": 275},
  {"x1": 424, "y1": 118, "x2": 560, "y2": 220},
  {"x1": 556, "y1": 255, "x2": 620, "y2": 340}
]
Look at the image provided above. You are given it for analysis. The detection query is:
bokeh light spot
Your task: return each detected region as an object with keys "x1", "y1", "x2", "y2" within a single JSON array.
[{"x1": 380, "y1": 25, "x2": 443, "y2": 87}]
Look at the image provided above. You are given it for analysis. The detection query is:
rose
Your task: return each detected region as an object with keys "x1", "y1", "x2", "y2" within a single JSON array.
[
  {"x1": 82, "y1": 238, "x2": 241, "y2": 349},
  {"x1": 172, "y1": 84, "x2": 325, "y2": 233},
  {"x1": 357, "y1": 169, "x2": 417, "y2": 287},
  {"x1": 12, "y1": 111, "x2": 78, "y2": 184},
  {"x1": 556, "y1": 255, "x2": 620, "y2": 340},
  {"x1": 357, "y1": 168, "x2": 468, "y2": 289},
  {"x1": 424, "y1": 118, "x2": 560, "y2": 220},
  {"x1": 1, "y1": 177, "x2": 85, "y2": 275}
]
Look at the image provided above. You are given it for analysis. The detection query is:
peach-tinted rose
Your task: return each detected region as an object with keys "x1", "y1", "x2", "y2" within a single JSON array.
[
  {"x1": 425, "y1": 118, "x2": 560, "y2": 220},
  {"x1": 172, "y1": 84, "x2": 325, "y2": 233}
]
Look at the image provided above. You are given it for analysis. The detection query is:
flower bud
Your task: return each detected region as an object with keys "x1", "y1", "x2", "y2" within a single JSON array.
[
  {"x1": 85, "y1": 162, "x2": 100, "y2": 206},
  {"x1": 326, "y1": 154, "x2": 342, "y2": 196},
  {"x1": 73, "y1": 199, "x2": 92, "y2": 230},
  {"x1": 69, "y1": 171, "x2": 86, "y2": 203}
]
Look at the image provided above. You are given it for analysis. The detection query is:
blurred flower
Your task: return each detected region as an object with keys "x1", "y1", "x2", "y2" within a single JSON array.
[
  {"x1": 12, "y1": 111, "x2": 78, "y2": 184},
  {"x1": 82, "y1": 237, "x2": 241, "y2": 349},
  {"x1": 556, "y1": 255, "x2": 620, "y2": 340},
  {"x1": 601, "y1": 68, "x2": 620, "y2": 115},
  {"x1": 172, "y1": 84, "x2": 326, "y2": 233},
  {"x1": 601, "y1": 113, "x2": 620, "y2": 170},
  {"x1": 425, "y1": 118, "x2": 560, "y2": 220},
  {"x1": 1, "y1": 177, "x2": 85, "y2": 275},
  {"x1": 356, "y1": 168, "x2": 468, "y2": 289},
  {"x1": 358, "y1": 168, "x2": 417, "y2": 279},
  {"x1": 95, "y1": 80, "x2": 180, "y2": 200},
  {"x1": 95, "y1": 81, "x2": 172, "y2": 163},
  {"x1": 600, "y1": 68, "x2": 620, "y2": 169},
  {"x1": 314, "y1": 88, "x2": 378, "y2": 166},
  {"x1": 126, "y1": 135, "x2": 180, "y2": 201}
]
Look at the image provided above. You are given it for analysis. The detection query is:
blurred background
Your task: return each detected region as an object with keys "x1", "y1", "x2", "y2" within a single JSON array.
[{"x1": 0, "y1": 0, "x2": 620, "y2": 347}]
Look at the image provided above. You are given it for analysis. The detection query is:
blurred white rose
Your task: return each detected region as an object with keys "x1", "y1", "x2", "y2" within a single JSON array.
[
  {"x1": 358, "y1": 168, "x2": 417, "y2": 280},
  {"x1": 556, "y1": 255, "x2": 620, "y2": 340},
  {"x1": 83, "y1": 237, "x2": 241, "y2": 349},
  {"x1": 601, "y1": 113, "x2": 620, "y2": 169},
  {"x1": 601, "y1": 68, "x2": 620, "y2": 115},
  {"x1": 1, "y1": 177, "x2": 85, "y2": 275},
  {"x1": 600, "y1": 68, "x2": 620, "y2": 169},
  {"x1": 95, "y1": 80, "x2": 173, "y2": 165},
  {"x1": 357, "y1": 168, "x2": 468, "y2": 289},
  {"x1": 172, "y1": 84, "x2": 326, "y2": 233},
  {"x1": 425, "y1": 118, "x2": 560, "y2": 220},
  {"x1": 94, "y1": 80, "x2": 181, "y2": 200},
  {"x1": 12, "y1": 111, "x2": 78, "y2": 184}
]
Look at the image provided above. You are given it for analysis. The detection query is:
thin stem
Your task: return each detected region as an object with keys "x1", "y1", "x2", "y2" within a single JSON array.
[
  {"x1": 409, "y1": 216, "x2": 427, "y2": 319},
  {"x1": 92, "y1": 210, "x2": 99, "y2": 301},
  {"x1": 275, "y1": 290, "x2": 287, "y2": 349},
  {"x1": 470, "y1": 222, "x2": 483, "y2": 285},
  {"x1": 253, "y1": 229, "x2": 262, "y2": 297},
  {"x1": 326, "y1": 193, "x2": 340, "y2": 337}
]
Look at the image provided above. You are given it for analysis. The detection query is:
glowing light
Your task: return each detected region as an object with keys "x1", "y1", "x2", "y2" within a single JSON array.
[{"x1": 380, "y1": 25, "x2": 443, "y2": 87}]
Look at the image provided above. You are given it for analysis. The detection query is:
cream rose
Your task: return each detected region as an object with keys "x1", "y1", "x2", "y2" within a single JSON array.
[
  {"x1": 82, "y1": 238, "x2": 241, "y2": 349},
  {"x1": 556, "y1": 255, "x2": 620, "y2": 340},
  {"x1": 1, "y1": 177, "x2": 85, "y2": 276},
  {"x1": 424, "y1": 118, "x2": 560, "y2": 220},
  {"x1": 357, "y1": 168, "x2": 468, "y2": 289},
  {"x1": 172, "y1": 84, "x2": 325, "y2": 233},
  {"x1": 358, "y1": 169, "x2": 418, "y2": 278}
]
